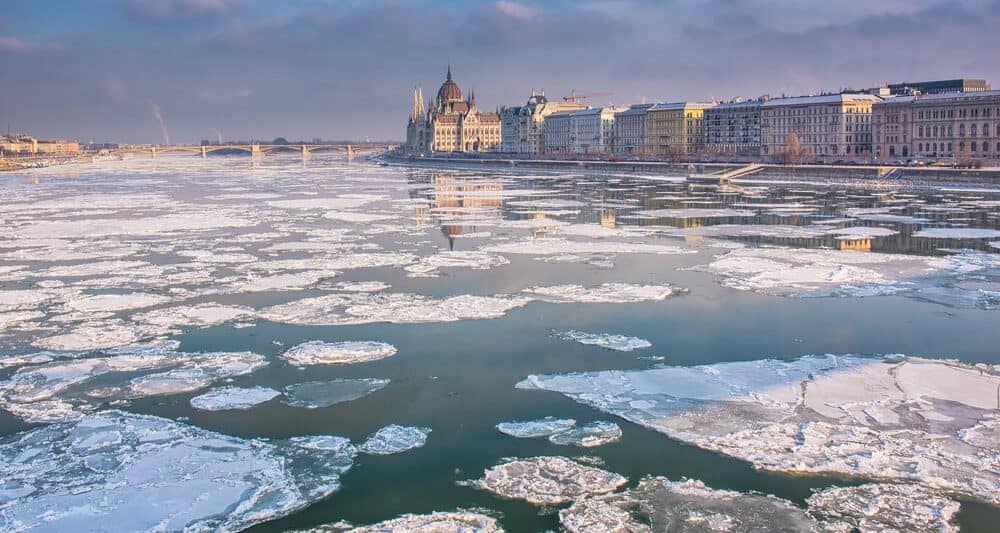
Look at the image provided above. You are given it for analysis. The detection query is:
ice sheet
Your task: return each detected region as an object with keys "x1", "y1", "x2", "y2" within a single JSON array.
[
  {"x1": 496, "y1": 417, "x2": 577, "y2": 438},
  {"x1": 547, "y1": 421, "x2": 622, "y2": 447},
  {"x1": 358, "y1": 424, "x2": 432, "y2": 455},
  {"x1": 470, "y1": 456, "x2": 627, "y2": 505},
  {"x1": 557, "y1": 330, "x2": 652, "y2": 352},
  {"x1": 282, "y1": 340, "x2": 397, "y2": 366},
  {"x1": 261, "y1": 292, "x2": 531, "y2": 326},
  {"x1": 189, "y1": 386, "x2": 281, "y2": 410},
  {"x1": 282, "y1": 378, "x2": 390, "y2": 408},
  {"x1": 524, "y1": 283, "x2": 679, "y2": 303}
]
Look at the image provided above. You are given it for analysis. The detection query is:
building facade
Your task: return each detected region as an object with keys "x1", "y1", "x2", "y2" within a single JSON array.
[
  {"x1": 569, "y1": 107, "x2": 617, "y2": 155},
  {"x1": 405, "y1": 67, "x2": 501, "y2": 154},
  {"x1": 704, "y1": 99, "x2": 764, "y2": 156},
  {"x1": 543, "y1": 110, "x2": 576, "y2": 154},
  {"x1": 646, "y1": 102, "x2": 715, "y2": 156},
  {"x1": 887, "y1": 79, "x2": 991, "y2": 96},
  {"x1": 0, "y1": 135, "x2": 79, "y2": 155},
  {"x1": 874, "y1": 90, "x2": 1000, "y2": 160},
  {"x1": 612, "y1": 103, "x2": 654, "y2": 156},
  {"x1": 761, "y1": 93, "x2": 881, "y2": 160},
  {"x1": 499, "y1": 90, "x2": 585, "y2": 154}
]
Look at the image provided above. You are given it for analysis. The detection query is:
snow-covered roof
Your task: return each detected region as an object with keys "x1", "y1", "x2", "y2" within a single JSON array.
[
  {"x1": 648, "y1": 101, "x2": 717, "y2": 112},
  {"x1": 762, "y1": 93, "x2": 882, "y2": 107}
]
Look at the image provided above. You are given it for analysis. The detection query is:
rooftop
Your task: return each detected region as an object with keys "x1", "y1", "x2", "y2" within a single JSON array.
[{"x1": 762, "y1": 93, "x2": 883, "y2": 107}]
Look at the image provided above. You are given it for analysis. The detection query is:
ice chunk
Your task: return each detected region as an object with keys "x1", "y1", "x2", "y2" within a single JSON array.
[
  {"x1": 358, "y1": 424, "x2": 431, "y2": 455},
  {"x1": 189, "y1": 386, "x2": 281, "y2": 411},
  {"x1": 635, "y1": 208, "x2": 755, "y2": 218},
  {"x1": 519, "y1": 355, "x2": 1000, "y2": 504},
  {"x1": 557, "y1": 330, "x2": 652, "y2": 352},
  {"x1": 404, "y1": 251, "x2": 509, "y2": 277},
  {"x1": 132, "y1": 303, "x2": 256, "y2": 328},
  {"x1": 548, "y1": 421, "x2": 622, "y2": 448},
  {"x1": 482, "y1": 238, "x2": 692, "y2": 256},
  {"x1": 261, "y1": 292, "x2": 531, "y2": 326},
  {"x1": 496, "y1": 417, "x2": 577, "y2": 438},
  {"x1": 0, "y1": 411, "x2": 354, "y2": 532},
  {"x1": 470, "y1": 456, "x2": 627, "y2": 505},
  {"x1": 524, "y1": 283, "x2": 679, "y2": 303},
  {"x1": 807, "y1": 483, "x2": 959, "y2": 533},
  {"x1": 330, "y1": 281, "x2": 390, "y2": 292},
  {"x1": 559, "y1": 476, "x2": 817, "y2": 532},
  {"x1": 64, "y1": 293, "x2": 172, "y2": 313},
  {"x1": 282, "y1": 378, "x2": 390, "y2": 408},
  {"x1": 282, "y1": 340, "x2": 397, "y2": 366},
  {"x1": 340, "y1": 511, "x2": 503, "y2": 532}
]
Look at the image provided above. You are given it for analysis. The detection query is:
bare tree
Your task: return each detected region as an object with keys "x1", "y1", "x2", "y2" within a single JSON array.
[{"x1": 780, "y1": 133, "x2": 803, "y2": 165}]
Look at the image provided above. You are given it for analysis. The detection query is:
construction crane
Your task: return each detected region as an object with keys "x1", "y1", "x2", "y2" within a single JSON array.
[{"x1": 562, "y1": 89, "x2": 614, "y2": 103}]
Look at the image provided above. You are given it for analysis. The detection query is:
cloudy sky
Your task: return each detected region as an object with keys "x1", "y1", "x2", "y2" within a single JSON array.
[{"x1": 3, "y1": 0, "x2": 999, "y2": 143}]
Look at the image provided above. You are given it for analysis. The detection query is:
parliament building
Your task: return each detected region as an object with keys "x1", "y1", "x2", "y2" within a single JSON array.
[{"x1": 406, "y1": 67, "x2": 501, "y2": 154}]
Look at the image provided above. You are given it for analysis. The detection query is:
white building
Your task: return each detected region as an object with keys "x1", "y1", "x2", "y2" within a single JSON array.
[
  {"x1": 761, "y1": 93, "x2": 881, "y2": 160},
  {"x1": 569, "y1": 106, "x2": 617, "y2": 155},
  {"x1": 543, "y1": 110, "x2": 576, "y2": 154},
  {"x1": 500, "y1": 90, "x2": 587, "y2": 155}
]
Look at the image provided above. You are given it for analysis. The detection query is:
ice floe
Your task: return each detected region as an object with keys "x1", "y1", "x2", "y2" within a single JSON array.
[
  {"x1": 0, "y1": 411, "x2": 354, "y2": 531},
  {"x1": 0, "y1": 347, "x2": 267, "y2": 422},
  {"x1": 132, "y1": 303, "x2": 256, "y2": 329},
  {"x1": 189, "y1": 385, "x2": 281, "y2": 411},
  {"x1": 470, "y1": 456, "x2": 627, "y2": 505},
  {"x1": 524, "y1": 283, "x2": 680, "y2": 303},
  {"x1": 358, "y1": 424, "x2": 432, "y2": 455},
  {"x1": 404, "y1": 251, "x2": 509, "y2": 277},
  {"x1": 519, "y1": 354, "x2": 1000, "y2": 504},
  {"x1": 496, "y1": 417, "x2": 577, "y2": 438},
  {"x1": 547, "y1": 421, "x2": 622, "y2": 447},
  {"x1": 64, "y1": 293, "x2": 172, "y2": 313},
  {"x1": 635, "y1": 208, "x2": 756, "y2": 219},
  {"x1": 557, "y1": 330, "x2": 652, "y2": 352},
  {"x1": 559, "y1": 477, "x2": 817, "y2": 532},
  {"x1": 482, "y1": 238, "x2": 692, "y2": 256},
  {"x1": 337, "y1": 512, "x2": 503, "y2": 532},
  {"x1": 282, "y1": 378, "x2": 390, "y2": 408},
  {"x1": 261, "y1": 292, "x2": 531, "y2": 326},
  {"x1": 281, "y1": 340, "x2": 398, "y2": 366},
  {"x1": 807, "y1": 483, "x2": 960, "y2": 533},
  {"x1": 914, "y1": 228, "x2": 1000, "y2": 239}
]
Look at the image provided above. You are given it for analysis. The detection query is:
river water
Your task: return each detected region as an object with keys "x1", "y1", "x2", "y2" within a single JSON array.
[{"x1": 0, "y1": 155, "x2": 998, "y2": 531}]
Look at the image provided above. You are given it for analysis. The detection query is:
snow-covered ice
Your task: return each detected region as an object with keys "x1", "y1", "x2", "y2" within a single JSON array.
[
  {"x1": 281, "y1": 340, "x2": 397, "y2": 366},
  {"x1": 0, "y1": 411, "x2": 354, "y2": 532},
  {"x1": 557, "y1": 330, "x2": 652, "y2": 352},
  {"x1": 189, "y1": 386, "x2": 281, "y2": 411},
  {"x1": 519, "y1": 354, "x2": 1000, "y2": 504},
  {"x1": 338, "y1": 511, "x2": 503, "y2": 532},
  {"x1": 470, "y1": 456, "x2": 627, "y2": 505},
  {"x1": 358, "y1": 424, "x2": 431, "y2": 455},
  {"x1": 482, "y1": 238, "x2": 692, "y2": 256},
  {"x1": 807, "y1": 483, "x2": 960, "y2": 533},
  {"x1": 524, "y1": 283, "x2": 680, "y2": 303},
  {"x1": 261, "y1": 292, "x2": 531, "y2": 326},
  {"x1": 914, "y1": 228, "x2": 1000, "y2": 239}
]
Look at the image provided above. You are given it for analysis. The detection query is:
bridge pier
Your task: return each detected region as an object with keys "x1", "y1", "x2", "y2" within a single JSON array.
[
  {"x1": 346, "y1": 145, "x2": 354, "y2": 162},
  {"x1": 201, "y1": 146, "x2": 207, "y2": 159},
  {"x1": 151, "y1": 146, "x2": 156, "y2": 159},
  {"x1": 251, "y1": 144, "x2": 263, "y2": 160},
  {"x1": 301, "y1": 145, "x2": 311, "y2": 161}
]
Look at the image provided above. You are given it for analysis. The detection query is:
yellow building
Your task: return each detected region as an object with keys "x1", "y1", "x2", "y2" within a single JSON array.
[
  {"x1": 646, "y1": 102, "x2": 716, "y2": 156},
  {"x1": 0, "y1": 135, "x2": 79, "y2": 155}
]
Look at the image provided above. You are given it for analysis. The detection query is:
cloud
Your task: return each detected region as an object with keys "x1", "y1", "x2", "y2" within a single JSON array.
[
  {"x1": 198, "y1": 88, "x2": 253, "y2": 104},
  {"x1": 123, "y1": 0, "x2": 242, "y2": 21},
  {"x1": 495, "y1": 1, "x2": 540, "y2": 21}
]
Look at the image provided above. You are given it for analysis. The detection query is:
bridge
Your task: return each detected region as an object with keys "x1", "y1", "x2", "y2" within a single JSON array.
[{"x1": 111, "y1": 143, "x2": 396, "y2": 161}]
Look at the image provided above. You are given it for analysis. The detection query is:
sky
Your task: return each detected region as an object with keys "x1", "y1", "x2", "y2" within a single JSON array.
[{"x1": 2, "y1": 0, "x2": 999, "y2": 144}]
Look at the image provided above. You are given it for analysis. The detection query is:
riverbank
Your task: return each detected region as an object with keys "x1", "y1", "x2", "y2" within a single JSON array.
[{"x1": 383, "y1": 153, "x2": 1000, "y2": 188}]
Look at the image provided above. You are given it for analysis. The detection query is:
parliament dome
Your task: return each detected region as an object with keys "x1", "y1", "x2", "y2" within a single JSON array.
[{"x1": 437, "y1": 66, "x2": 462, "y2": 103}]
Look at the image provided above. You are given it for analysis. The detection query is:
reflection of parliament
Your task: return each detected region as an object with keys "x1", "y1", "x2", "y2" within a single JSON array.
[{"x1": 406, "y1": 66, "x2": 501, "y2": 154}]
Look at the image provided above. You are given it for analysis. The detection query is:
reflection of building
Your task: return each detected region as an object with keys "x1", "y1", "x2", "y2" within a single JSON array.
[
  {"x1": 874, "y1": 90, "x2": 1000, "y2": 160},
  {"x1": 838, "y1": 237, "x2": 872, "y2": 251},
  {"x1": 429, "y1": 174, "x2": 503, "y2": 248},
  {"x1": 704, "y1": 99, "x2": 765, "y2": 156},
  {"x1": 647, "y1": 102, "x2": 716, "y2": 156},
  {"x1": 405, "y1": 67, "x2": 501, "y2": 154},
  {"x1": 613, "y1": 103, "x2": 654, "y2": 156},
  {"x1": 761, "y1": 93, "x2": 881, "y2": 159},
  {"x1": 500, "y1": 90, "x2": 586, "y2": 154}
]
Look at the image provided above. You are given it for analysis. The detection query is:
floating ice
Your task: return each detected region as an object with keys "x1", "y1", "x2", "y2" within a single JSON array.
[
  {"x1": 132, "y1": 303, "x2": 256, "y2": 329},
  {"x1": 496, "y1": 417, "x2": 577, "y2": 438},
  {"x1": 358, "y1": 424, "x2": 431, "y2": 455},
  {"x1": 0, "y1": 411, "x2": 354, "y2": 532},
  {"x1": 282, "y1": 378, "x2": 390, "y2": 408},
  {"x1": 64, "y1": 293, "x2": 172, "y2": 313},
  {"x1": 261, "y1": 292, "x2": 531, "y2": 326},
  {"x1": 524, "y1": 283, "x2": 679, "y2": 303},
  {"x1": 519, "y1": 354, "x2": 1000, "y2": 504},
  {"x1": 340, "y1": 511, "x2": 503, "y2": 532},
  {"x1": 32, "y1": 322, "x2": 156, "y2": 352},
  {"x1": 471, "y1": 456, "x2": 627, "y2": 505},
  {"x1": 404, "y1": 251, "x2": 509, "y2": 277},
  {"x1": 824, "y1": 226, "x2": 899, "y2": 238},
  {"x1": 635, "y1": 208, "x2": 755, "y2": 219},
  {"x1": 281, "y1": 340, "x2": 398, "y2": 366},
  {"x1": 548, "y1": 421, "x2": 622, "y2": 447},
  {"x1": 323, "y1": 211, "x2": 398, "y2": 223},
  {"x1": 914, "y1": 228, "x2": 1000, "y2": 239},
  {"x1": 0, "y1": 348, "x2": 266, "y2": 423},
  {"x1": 267, "y1": 194, "x2": 383, "y2": 210},
  {"x1": 559, "y1": 477, "x2": 817, "y2": 532},
  {"x1": 807, "y1": 483, "x2": 960, "y2": 533},
  {"x1": 483, "y1": 238, "x2": 692, "y2": 256},
  {"x1": 557, "y1": 330, "x2": 652, "y2": 352},
  {"x1": 330, "y1": 281, "x2": 390, "y2": 292},
  {"x1": 189, "y1": 385, "x2": 281, "y2": 410}
]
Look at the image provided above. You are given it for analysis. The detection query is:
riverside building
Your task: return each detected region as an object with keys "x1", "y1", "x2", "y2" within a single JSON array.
[
  {"x1": 704, "y1": 98, "x2": 765, "y2": 156},
  {"x1": 873, "y1": 90, "x2": 1000, "y2": 161},
  {"x1": 569, "y1": 107, "x2": 617, "y2": 155},
  {"x1": 761, "y1": 93, "x2": 881, "y2": 160},
  {"x1": 500, "y1": 90, "x2": 586, "y2": 155},
  {"x1": 646, "y1": 102, "x2": 716, "y2": 157},
  {"x1": 612, "y1": 103, "x2": 654, "y2": 156},
  {"x1": 405, "y1": 66, "x2": 501, "y2": 154}
]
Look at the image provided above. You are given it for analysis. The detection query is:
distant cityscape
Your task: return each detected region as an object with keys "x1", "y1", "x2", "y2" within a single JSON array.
[{"x1": 405, "y1": 69, "x2": 999, "y2": 165}]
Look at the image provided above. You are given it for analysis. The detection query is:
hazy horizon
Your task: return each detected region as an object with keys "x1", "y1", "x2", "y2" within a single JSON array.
[{"x1": 3, "y1": 0, "x2": 999, "y2": 144}]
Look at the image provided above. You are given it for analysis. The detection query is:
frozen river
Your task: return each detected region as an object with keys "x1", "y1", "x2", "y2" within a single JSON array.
[{"x1": 1, "y1": 154, "x2": 998, "y2": 531}]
